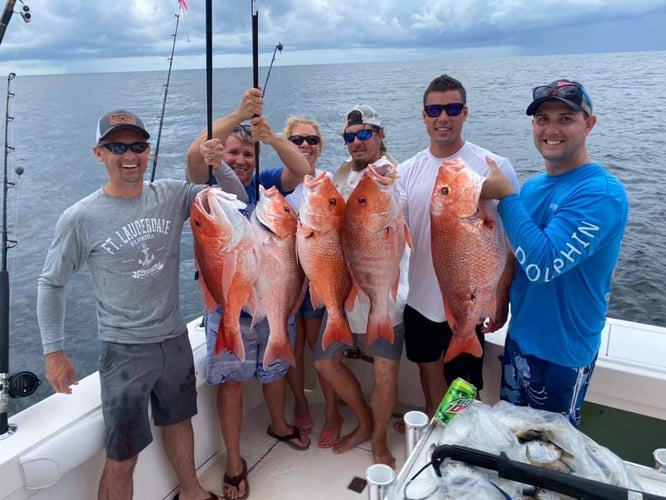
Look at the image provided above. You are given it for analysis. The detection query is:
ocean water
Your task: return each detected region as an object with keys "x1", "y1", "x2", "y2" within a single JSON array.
[{"x1": 3, "y1": 50, "x2": 666, "y2": 414}]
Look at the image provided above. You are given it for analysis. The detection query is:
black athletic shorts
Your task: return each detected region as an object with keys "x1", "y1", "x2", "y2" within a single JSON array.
[{"x1": 403, "y1": 304, "x2": 484, "y2": 390}]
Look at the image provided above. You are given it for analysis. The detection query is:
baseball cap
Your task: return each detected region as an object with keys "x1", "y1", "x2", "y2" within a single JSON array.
[
  {"x1": 344, "y1": 105, "x2": 382, "y2": 129},
  {"x1": 96, "y1": 110, "x2": 150, "y2": 143},
  {"x1": 526, "y1": 80, "x2": 593, "y2": 116}
]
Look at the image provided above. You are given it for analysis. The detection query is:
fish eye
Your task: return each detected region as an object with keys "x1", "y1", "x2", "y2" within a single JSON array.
[
  {"x1": 440, "y1": 186, "x2": 450, "y2": 195},
  {"x1": 358, "y1": 196, "x2": 367, "y2": 205},
  {"x1": 329, "y1": 198, "x2": 337, "y2": 206}
]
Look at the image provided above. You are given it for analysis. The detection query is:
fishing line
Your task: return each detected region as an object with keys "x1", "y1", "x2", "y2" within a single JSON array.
[
  {"x1": 150, "y1": 1, "x2": 185, "y2": 182},
  {"x1": 261, "y1": 42, "x2": 283, "y2": 99}
]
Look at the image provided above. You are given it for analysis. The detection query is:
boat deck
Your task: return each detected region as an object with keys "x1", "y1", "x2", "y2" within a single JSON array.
[
  {"x1": 194, "y1": 396, "x2": 666, "y2": 500},
  {"x1": 197, "y1": 398, "x2": 409, "y2": 499}
]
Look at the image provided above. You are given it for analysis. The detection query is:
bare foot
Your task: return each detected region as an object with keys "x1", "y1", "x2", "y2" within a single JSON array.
[
  {"x1": 333, "y1": 425, "x2": 372, "y2": 454},
  {"x1": 372, "y1": 446, "x2": 396, "y2": 469}
]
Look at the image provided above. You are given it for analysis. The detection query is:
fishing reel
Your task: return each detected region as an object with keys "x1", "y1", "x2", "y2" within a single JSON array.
[
  {"x1": 0, "y1": 371, "x2": 40, "y2": 412},
  {"x1": 18, "y1": 1, "x2": 31, "y2": 23}
]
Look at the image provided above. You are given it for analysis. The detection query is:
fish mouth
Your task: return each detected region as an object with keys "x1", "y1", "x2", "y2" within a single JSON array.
[
  {"x1": 194, "y1": 190, "x2": 216, "y2": 221},
  {"x1": 303, "y1": 170, "x2": 329, "y2": 188}
]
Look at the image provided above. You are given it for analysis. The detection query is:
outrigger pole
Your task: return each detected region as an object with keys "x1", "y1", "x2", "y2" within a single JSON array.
[
  {"x1": 150, "y1": 2, "x2": 185, "y2": 182},
  {"x1": 205, "y1": 0, "x2": 215, "y2": 186},
  {"x1": 0, "y1": 73, "x2": 16, "y2": 437},
  {"x1": 251, "y1": 0, "x2": 260, "y2": 202}
]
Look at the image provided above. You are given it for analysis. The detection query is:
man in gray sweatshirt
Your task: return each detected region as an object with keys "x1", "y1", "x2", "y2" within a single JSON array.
[{"x1": 37, "y1": 110, "x2": 243, "y2": 500}]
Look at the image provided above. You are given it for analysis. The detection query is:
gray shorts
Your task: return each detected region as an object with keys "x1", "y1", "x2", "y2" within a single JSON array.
[
  {"x1": 98, "y1": 331, "x2": 197, "y2": 461},
  {"x1": 312, "y1": 312, "x2": 405, "y2": 361},
  {"x1": 205, "y1": 307, "x2": 295, "y2": 384}
]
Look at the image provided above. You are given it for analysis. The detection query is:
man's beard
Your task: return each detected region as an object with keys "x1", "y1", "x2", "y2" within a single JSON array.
[{"x1": 352, "y1": 158, "x2": 369, "y2": 171}]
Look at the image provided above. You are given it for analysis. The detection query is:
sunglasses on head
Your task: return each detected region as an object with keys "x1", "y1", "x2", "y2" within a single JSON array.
[
  {"x1": 423, "y1": 103, "x2": 465, "y2": 118},
  {"x1": 289, "y1": 135, "x2": 321, "y2": 146},
  {"x1": 343, "y1": 129, "x2": 375, "y2": 144},
  {"x1": 234, "y1": 123, "x2": 252, "y2": 135},
  {"x1": 532, "y1": 82, "x2": 592, "y2": 114},
  {"x1": 100, "y1": 142, "x2": 150, "y2": 154}
]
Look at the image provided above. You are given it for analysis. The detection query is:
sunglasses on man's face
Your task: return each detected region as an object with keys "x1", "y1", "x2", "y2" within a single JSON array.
[
  {"x1": 343, "y1": 129, "x2": 375, "y2": 144},
  {"x1": 289, "y1": 135, "x2": 321, "y2": 146},
  {"x1": 423, "y1": 103, "x2": 465, "y2": 118},
  {"x1": 100, "y1": 142, "x2": 150, "y2": 154}
]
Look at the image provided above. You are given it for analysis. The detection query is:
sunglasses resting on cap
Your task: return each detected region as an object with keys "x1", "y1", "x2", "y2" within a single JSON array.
[{"x1": 526, "y1": 80, "x2": 593, "y2": 116}]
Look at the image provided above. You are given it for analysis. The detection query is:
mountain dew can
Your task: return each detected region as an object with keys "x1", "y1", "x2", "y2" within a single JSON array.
[{"x1": 434, "y1": 377, "x2": 477, "y2": 425}]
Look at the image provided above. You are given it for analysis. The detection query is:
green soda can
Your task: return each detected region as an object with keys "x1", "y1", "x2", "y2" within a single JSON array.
[{"x1": 434, "y1": 377, "x2": 477, "y2": 425}]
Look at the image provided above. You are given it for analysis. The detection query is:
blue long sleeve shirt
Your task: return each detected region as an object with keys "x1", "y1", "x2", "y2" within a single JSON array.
[{"x1": 499, "y1": 163, "x2": 628, "y2": 367}]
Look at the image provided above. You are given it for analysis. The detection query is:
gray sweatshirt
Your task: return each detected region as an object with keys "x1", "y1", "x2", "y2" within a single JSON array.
[{"x1": 38, "y1": 179, "x2": 207, "y2": 354}]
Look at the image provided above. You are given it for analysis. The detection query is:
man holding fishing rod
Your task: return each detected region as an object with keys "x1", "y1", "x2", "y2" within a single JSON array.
[
  {"x1": 37, "y1": 110, "x2": 247, "y2": 500},
  {"x1": 187, "y1": 87, "x2": 314, "y2": 500}
]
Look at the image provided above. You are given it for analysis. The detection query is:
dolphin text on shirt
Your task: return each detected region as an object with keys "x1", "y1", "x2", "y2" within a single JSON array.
[{"x1": 515, "y1": 220, "x2": 599, "y2": 283}]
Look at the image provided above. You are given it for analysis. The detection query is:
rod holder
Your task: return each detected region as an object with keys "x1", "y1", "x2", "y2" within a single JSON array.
[
  {"x1": 365, "y1": 463, "x2": 395, "y2": 500},
  {"x1": 403, "y1": 410, "x2": 429, "y2": 457}
]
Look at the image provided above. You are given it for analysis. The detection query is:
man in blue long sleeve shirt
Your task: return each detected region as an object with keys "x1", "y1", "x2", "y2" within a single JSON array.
[{"x1": 481, "y1": 80, "x2": 628, "y2": 426}]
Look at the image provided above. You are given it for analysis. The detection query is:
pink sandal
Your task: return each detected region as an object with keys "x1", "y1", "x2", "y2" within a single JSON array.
[{"x1": 318, "y1": 419, "x2": 343, "y2": 449}]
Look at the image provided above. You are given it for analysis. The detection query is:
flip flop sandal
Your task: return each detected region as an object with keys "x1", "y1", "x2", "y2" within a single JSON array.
[
  {"x1": 223, "y1": 458, "x2": 249, "y2": 500},
  {"x1": 318, "y1": 419, "x2": 344, "y2": 449},
  {"x1": 173, "y1": 490, "x2": 220, "y2": 499},
  {"x1": 266, "y1": 425, "x2": 311, "y2": 451},
  {"x1": 295, "y1": 415, "x2": 314, "y2": 438}
]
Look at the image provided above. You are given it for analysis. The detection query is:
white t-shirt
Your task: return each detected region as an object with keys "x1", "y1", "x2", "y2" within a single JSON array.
[{"x1": 396, "y1": 142, "x2": 520, "y2": 322}]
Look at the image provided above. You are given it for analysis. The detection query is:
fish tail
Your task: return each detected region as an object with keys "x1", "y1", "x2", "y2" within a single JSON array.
[
  {"x1": 366, "y1": 309, "x2": 395, "y2": 348},
  {"x1": 321, "y1": 312, "x2": 353, "y2": 350},
  {"x1": 214, "y1": 321, "x2": 246, "y2": 361},
  {"x1": 263, "y1": 335, "x2": 296, "y2": 369},
  {"x1": 443, "y1": 332, "x2": 483, "y2": 363}
]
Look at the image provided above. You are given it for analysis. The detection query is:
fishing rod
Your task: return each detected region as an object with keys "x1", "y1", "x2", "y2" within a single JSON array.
[
  {"x1": 251, "y1": 0, "x2": 260, "y2": 202},
  {"x1": 205, "y1": 0, "x2": 215, "y2": 186},
  {"x1": 261, "y1": 42, "x2": 283, "y2": 99},
  {"x1": 0, "y1": 0, "x2": 30, "y2": 46},
  {"x1": 1, "y1": 72, "x2": 38, "y2": 440},
  {"x1": 150, "y1": 2, "x2": 185, "y2": 182}
]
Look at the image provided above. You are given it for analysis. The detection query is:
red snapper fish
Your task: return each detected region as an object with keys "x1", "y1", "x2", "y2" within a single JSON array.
[
  {"x1": 342, "y1": 163, "x2": 412, "y2": 347},
  {"x1": 190, "y1": 187, "x2": 260, "y2": 360},
  {"x1": 296, "y1": 172, "x2": 353, "y2": 350},
  {"x1": 430, "y1": 157, "x2": 507, "y2": 363},
  {"x1": 251, "y1": 186, "x2": 305, "y2": 368}
]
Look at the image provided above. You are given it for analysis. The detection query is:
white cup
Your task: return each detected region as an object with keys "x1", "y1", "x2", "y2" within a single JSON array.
[
  {"x1": 654, "y1": 448, "x2": 666, "y2": 472},
  {"x1": 403, "y1": 410, "x2": 429, "y2": 456},
  {"x1": 366, "y1": 463, "x2": 395, "y2": 500}
]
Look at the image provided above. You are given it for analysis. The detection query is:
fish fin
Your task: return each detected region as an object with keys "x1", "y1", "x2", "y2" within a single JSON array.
[
  {"x1": 443, "y1": 332, "x2": 483, "y2": 363},
  {"x1": 289, "y1": 280, "x2": 309, "y2": 317},
  {"x1": 344, "y1": 284, "x2": 361, "y2": 312},
  {"x1": 263, "y1": 334, "x2": 296, "y2": 369},
  {"x1": 197, "y1": 271, "x2": 220, "y2": 313},
  {"x1": 443, "y1": 300, "x2": 459, "y2": 333},
  {"x1": 309, "y1": 284, "x2": 325, "y2": 310},
  {"x1": 214, "y1": 320, "x2": 246, "y2": 362},
  {"x1": 404, "y1": 223, "x2": 414, "y2": 249},
  {"x1": 321, "y1": 312, "x2": 353, "y2": 350},
  {"x1": 221, "y1": 252, "x2": 238, "y2": 301},
  {"x1": 479, "y1": 199, "x2": 499, "y2": 228}
]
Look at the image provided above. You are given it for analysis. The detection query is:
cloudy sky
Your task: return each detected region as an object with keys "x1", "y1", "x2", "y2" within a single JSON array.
[{"x1": 1, "y1": 0, "x2": 665, "y2": 75}]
